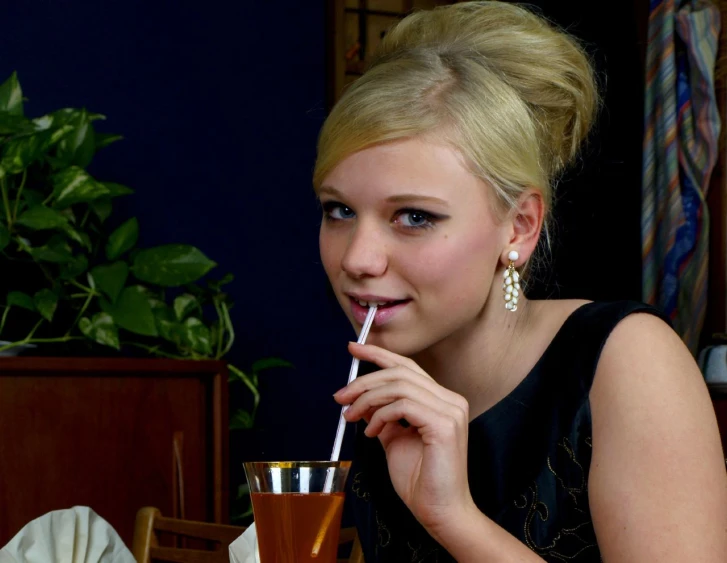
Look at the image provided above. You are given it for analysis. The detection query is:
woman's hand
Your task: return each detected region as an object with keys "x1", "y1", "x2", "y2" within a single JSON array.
[{"x1": 334, "y1": 342, "x2": 475, "y2": 536}]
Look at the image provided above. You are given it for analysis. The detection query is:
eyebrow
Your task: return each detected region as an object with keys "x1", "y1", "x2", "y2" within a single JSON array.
[
  {"x1": 386, "y1": 194, "x2": 449, "y2": 206},
  {"x1": 318, "y1": 186, "x2": 449, "y2": 206}
]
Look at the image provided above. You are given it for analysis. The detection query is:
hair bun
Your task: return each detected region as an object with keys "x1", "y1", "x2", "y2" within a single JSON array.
[{"x1": 373, "y1": 1, "x2": 598, "y2": 178}]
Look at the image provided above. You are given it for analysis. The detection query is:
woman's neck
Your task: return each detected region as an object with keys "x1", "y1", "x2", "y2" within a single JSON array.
[{"x1": 411, "y1": 294, "x2": 538, "y2": 420}]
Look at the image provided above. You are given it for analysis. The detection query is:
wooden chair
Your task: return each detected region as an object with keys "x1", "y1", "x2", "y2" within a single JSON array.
[{"x1": 132, "y1": 506, "x2": 364, "y2": 563}]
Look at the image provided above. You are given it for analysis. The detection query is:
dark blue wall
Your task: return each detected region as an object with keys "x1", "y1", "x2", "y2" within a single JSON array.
[{"x1": 0, "y1": 1, "x2": 354, "y2": 470}]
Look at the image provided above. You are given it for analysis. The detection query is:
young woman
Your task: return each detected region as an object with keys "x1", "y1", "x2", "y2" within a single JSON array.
[{"x1": 315, "y1": 2, "x2": 727, "y2": 561}]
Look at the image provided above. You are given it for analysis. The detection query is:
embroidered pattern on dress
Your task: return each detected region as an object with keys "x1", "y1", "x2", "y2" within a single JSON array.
[
  {"x1": 406, "y1": 540, "x2": 440, "y2": 563},
  {"x1": 352, "y1": 471, "x2": 371, "y2": 501},
  {"x1": 513, "y1": 437, "x2": 598, "y2": 561},
  {"x1": 375, "y1": 509, "x2": 391, "y2": 548}
]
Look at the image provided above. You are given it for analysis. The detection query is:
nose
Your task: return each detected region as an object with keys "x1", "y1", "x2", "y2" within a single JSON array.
[{"x1": 341, "y1": 220, "x2": 388, "y2": 279}]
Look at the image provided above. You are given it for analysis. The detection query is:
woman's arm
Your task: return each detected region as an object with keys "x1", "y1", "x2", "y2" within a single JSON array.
[
  {"x1": 426, "y1": 502, "x2": 545, "y2": 562},
  {"x1": 589, "y1": 313, "x2": 727, "y2": 562}
]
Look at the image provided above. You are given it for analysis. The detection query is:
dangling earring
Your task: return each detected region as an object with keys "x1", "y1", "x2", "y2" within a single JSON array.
[{"x1": 503, "y1": 250, "x2": 520, "y2": 312}]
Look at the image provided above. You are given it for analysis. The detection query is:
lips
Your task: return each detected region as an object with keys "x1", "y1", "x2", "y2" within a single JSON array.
[
  {"x1": 348, "y1": 295, "x2": 412, "y2": 326},
  {"x1": 351, "y1": 296, "x2": 408, "y2": 309}
]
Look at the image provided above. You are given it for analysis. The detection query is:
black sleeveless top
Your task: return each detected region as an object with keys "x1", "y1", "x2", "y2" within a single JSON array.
[{"x1": 348, "y1": 301, "x2": 670, "y2": 562}]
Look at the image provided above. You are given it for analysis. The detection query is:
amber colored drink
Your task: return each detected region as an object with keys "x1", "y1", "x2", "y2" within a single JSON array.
[{"x1": 251, "y1": 492, "x2": 345, "y2": 563}]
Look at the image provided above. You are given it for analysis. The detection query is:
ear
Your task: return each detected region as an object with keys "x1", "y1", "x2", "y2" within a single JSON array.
[{"x1": 501, "y1": 190, "x2": 545, "y2": 267}]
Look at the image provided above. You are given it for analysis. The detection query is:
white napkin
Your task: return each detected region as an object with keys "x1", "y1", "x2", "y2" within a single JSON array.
[
  {"x1": 229, "y1": 522, "x2": 261, "y2": 563},
  {"x1": 0, "y1": 506, "x2": 134, "y2": 563}
]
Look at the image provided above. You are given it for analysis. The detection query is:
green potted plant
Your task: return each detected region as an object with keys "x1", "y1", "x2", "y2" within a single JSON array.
[{"x1": 0, "y1": 72, "x2": 288, "y2": 520}]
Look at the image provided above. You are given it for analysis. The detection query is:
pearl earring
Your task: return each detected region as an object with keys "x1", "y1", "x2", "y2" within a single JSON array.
[{"x1": 503, "y1": 250, "x2": 521, "y2": 312}]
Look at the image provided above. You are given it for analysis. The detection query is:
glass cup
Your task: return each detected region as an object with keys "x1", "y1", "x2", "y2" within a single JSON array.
[{"x1": 243, "y1": 461, "x2": 352, "y2": 563}]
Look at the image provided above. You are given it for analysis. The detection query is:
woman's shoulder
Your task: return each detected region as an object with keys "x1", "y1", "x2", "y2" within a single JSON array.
[
  {"x1": 527, "y1": 298, "x2": 591, "y2": 336},
  {"x1": 529, "y1": 299, "x2": 672, "y2": 348},
  {"x1": 590, "y1": 306, "x2": 700, "y2": 404},
  {"x1": 522, "y1": 298, "x2": 590, "y2": 356},
  {"x1": 522, "y1": 299, "x2": 674, "y2": 391},
  {"x1": 531, "y1": 298, "x2": 670, "y2": 326}
]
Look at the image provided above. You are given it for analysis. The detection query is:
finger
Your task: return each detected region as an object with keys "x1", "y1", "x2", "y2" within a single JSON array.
[
  {"x1": 335, "y1": 366, "x2": 427, "y2": 402},
  {"x1": 363, "y1": 406, "x2": 377, "y2": 424},
  {"x1": 344, "y1": 380, "x2": 455, "y2": 423},
  {"x1": 365, "y1": 399, "x2": 463, "y2": 442},
  {"x1": 336, "y1": 367, "x2": 440, "y2": 407},
  {"x1": 345, "y1": 344, "x2": 469, "y2": 414},
  {"x1": 376, "y1": 418, "x2": 416, "y2": 447},
  {"x1": 348, "y1": 342, "x2": 429, "y2": 378},
  {"x1": 342, "y1": 403, "x2": 378, "y2": 424},
  {"x1": 336, "y1": 367, "x2": 470, "y2": 417}
]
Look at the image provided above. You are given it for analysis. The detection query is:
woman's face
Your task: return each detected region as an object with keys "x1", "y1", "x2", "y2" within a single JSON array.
[{"x1": 318, "y1": 136, "x2": 510, "y2": 356}]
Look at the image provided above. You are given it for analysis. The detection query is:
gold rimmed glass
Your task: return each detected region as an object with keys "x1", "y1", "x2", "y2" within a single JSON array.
[{"x1": 243, "y1": 461, "x2": 352, "y2": 562}]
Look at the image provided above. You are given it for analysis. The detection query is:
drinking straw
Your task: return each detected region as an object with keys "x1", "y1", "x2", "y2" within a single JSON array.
[
  {"x1": 312, "y1": 305, "x2": 377, "y2": 557},
  {"x1": 329, "y1": 305, "x2": 377, "y2": 464}
]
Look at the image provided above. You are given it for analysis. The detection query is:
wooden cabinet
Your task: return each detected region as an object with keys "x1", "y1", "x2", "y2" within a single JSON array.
[{"x1": 0, "y1": 357, "x2": 229, "y2": 547}]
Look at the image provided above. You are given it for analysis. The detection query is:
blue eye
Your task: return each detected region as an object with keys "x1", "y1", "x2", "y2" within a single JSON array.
[
  {"x1": 322, "y1": 201, "x2": 355, "y2": 221},
  {"x1": 397, "y1": 209, "x2": 437, "y2": 230},
  {"x1": 320, "y1": 201, "x2": 444, "y2": 231}
]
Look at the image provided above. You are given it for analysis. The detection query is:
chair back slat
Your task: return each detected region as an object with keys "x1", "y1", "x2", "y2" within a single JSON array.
[
  {"x1": 154, "y1": 516, "x2": 244, "y2": 545},
  {"x1": 132, "y1": 506, "x2": 365, "y2": 563}
]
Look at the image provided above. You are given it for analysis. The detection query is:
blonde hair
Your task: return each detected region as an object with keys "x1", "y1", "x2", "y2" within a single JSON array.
[{"x1": 313, "y1": 1, "x2": 598, "y2": 227}]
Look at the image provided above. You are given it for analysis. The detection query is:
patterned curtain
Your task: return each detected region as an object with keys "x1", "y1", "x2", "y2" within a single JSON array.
[{"x1": 642, "y1": 0, "x2": 721, "y2": 353}]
